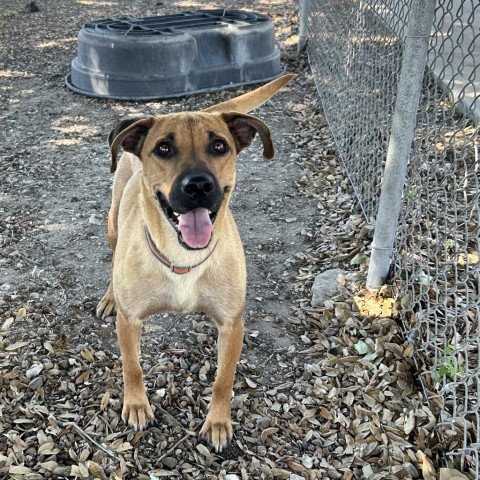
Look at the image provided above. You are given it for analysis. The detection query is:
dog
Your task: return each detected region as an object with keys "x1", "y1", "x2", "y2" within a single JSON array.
[{"x1": 96, "y1": 74, "x2": 294, "y2": 451}]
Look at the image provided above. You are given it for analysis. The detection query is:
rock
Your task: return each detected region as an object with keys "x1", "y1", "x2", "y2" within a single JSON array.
[
  {"x1": 53, "y1": 467, "x2": 72, "y2": 476},
  {"x1": 281, "y1": 51, "x2": 298, "y2": 64},
  {"x1": 161, "y1": 457, "x2": 177, "y2": 469},
  {"x1": 26, "y1": 364, "x2": 43, "y2": 379},
  {"x1": 88, "y1": 214, "x2": 102, "y2": 225},
  {"x1": 43, "y1": 360, "x2": 54, "y2": 370},
  {"x1": 277, "y1": 393, "x2": 288, "y2": 403},
  {"x1": 189, "y1": 363, "x2": 200, "y2": 374},
  {"x1": 311, "y1": 269, "x2": 348, "y2": 307},
  {"x1": 58, "y1": 360, "x2": 70, "y2": 370},
  {"x1": 28, "y1": 376, "x2": 44, "y2": 389},
  {"x1": 439, "y1": 469, "x2": 469, "y2": 480},
  {"x1": 156, "y1": 374, "x2": 167, "y2": 387},
  {"x1": 256, "y1": 417, "x2": 271, "y2": 429},
  {"x1": 25, "y1": 1, "x2": 40, "y2": 12}
]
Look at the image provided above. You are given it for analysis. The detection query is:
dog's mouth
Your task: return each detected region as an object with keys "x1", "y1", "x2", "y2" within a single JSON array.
[{"x1": 157, "y1": 193, "x2": 218, "y2": 250}]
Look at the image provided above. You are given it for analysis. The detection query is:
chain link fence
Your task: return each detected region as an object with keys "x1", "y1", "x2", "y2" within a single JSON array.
[{"x1": 304, "y1": 0, "x2": 480, "y2": 476}]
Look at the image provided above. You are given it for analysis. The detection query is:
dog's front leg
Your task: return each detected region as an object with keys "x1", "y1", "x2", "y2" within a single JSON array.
[
  {"x1": 200, "y1": 314, "x2": 244, "y2": 451},
  {"x1": 116, "y1": 311, "x2": 154, "y2": 430}
]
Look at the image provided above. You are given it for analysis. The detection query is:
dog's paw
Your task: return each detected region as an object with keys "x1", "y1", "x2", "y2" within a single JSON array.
[
  {"x1": 122, "y1": 398, "x2": 154, "y2": 431},
  {"x1": 96, "y1": 290, "x2": 116, "y2": 319},
  {"x1": 199, "y1": 412, "x2": 233, "y2": 452}
]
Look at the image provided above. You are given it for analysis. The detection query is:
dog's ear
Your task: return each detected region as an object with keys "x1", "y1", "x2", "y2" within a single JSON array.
[
  {"x1": 204, "y1": 74, "x2": 295, "y2": 114},
  {"x1": 108, "y1": 117, "x2": 154, "y2": 173},
  {"x1": 222, "y1": 113, "x2": 274, "y2": 159}
]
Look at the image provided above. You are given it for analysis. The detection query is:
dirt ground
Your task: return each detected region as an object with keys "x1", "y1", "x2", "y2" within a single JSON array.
[{"x1": 0, "y1": 1, "x2": 459, "y2": 479}]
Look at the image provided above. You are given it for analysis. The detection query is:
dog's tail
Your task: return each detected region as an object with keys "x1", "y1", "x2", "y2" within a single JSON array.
[{"x1": 203, "y1": 74, "x2": 295, "y2": 114}]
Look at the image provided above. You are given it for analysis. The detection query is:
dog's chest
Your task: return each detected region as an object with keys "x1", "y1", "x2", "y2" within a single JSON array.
[
  {"x1": 151, "y1": 269, "x2": 203, "y2": 314},
  {"x1": 165, "y1": 284, "x2": 196, "y2": 313}
]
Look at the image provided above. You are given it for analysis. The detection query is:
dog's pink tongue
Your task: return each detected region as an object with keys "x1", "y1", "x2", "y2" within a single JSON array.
[{"x1": 178, "y1": 208, "x2": 212, "y2": 249}]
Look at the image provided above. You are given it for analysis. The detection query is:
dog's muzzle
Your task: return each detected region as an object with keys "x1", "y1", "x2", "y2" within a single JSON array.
[{"x1": 158, "y1": 170, "x2": 224, "y2": 250}]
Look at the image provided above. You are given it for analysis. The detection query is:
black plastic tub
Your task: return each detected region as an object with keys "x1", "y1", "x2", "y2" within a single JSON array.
[{"x1": 66, "y1": 9, "x2": 282, "y2": 101}]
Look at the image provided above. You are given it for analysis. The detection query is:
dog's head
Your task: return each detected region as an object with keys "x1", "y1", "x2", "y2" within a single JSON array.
[{"x1": 108, "y1": 75, "x2": 294, "y2": 251}]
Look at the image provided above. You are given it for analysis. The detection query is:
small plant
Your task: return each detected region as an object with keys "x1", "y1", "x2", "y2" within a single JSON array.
[
  {"x1": 431, "y1": 344, "x2": 465, "y2": 382},
  {"x1": 406, "y1": 186, "x2": 419, "y2": 201},
  {"x1": 444, "y1": 238, "x2": 455, "y2": 250}
]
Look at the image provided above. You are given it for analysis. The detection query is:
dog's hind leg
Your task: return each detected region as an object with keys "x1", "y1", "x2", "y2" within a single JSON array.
[
  {"x1": 97, "y1": 156, "x2": 134, "y2": 319},
  {"x1": 200, "y1": 314, "x2": 244, "y2": 451},
  {"x1": 95, "y1": 212, "x2": 118, "y2": 318}
]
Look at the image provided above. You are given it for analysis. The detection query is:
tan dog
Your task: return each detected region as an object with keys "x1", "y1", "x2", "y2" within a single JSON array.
[{"x1": 96, "y1": 74, "x2": 294, "y2": 451}]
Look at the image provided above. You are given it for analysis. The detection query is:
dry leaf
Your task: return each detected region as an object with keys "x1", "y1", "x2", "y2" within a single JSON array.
[
  {"x1": 319, "y1": 407, "x2": 333, "y2": 420},
  {"x1": 78, "y1": 448, "x2": 90, "y2": 463},
  {"x1": 260, "y1": 427, "x2": 279, "y2": 442},
  {"x1": 38, "y1": 442, "x2": 60, "y2": 455},
  {"x1": 37, "y1": 430, "x2": 49, "y2": 446},
  {"x1": 109, "y1": 439, "x2": 132, "y2": 453},
  {"x1": 9, "y1": 466, "x2": 34, "y2": 474},
  {"x1": 130, "y1": 431, "x2": 144, "y2": 446},
  {"x1": 87, "y1": 461, "x2": 107, "y2": 480},
  {"x1": 418, "y1": 451, "x2": 436, "y2": 480},
  {"x1": 1, "y1": 317, "x2": 14, "y2": 330},
  {"x1": 439, "y1": 468, "x2": 469, "y2": 480},
  {"x1": 196, "y1": 444, "x2": 212, "y2": 458},
  {"x1": 75, "y1": 371, "x2": 90, "y2": 384},
  {"x1": 302, "y1": 454, "x2": 313, "y2": 468},
  {"x1": 40, "y1": 461, "x2": 58, "y2": 472},
  {"x1": 245, "y1": 377, "x2": 257, "y2": 388},
  {"x1": 100, "y1": 391, "x2": 110, "y2": 411},
  {"x1": 81, "y1": 349, "x2": 95, "y2": 363},
  {"x1": 404, "y1": 410, "x2": 416, "y2": 435},
  {"x1": 5, "y1": 341, "x2": 29, "y2": 351},
  {"x1": 71, "y1": 463, "x2": 89, "y2": 478},
  {"x1": 271, "y1": 469, "x2": 290, "y2": 479}
]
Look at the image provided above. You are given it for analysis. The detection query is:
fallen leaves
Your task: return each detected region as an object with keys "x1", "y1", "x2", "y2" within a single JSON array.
[
  {"x1": 288, "y1": 109, "x2": 472, "y2": 475},
  {"x1": 0, "y1": 2, "x2": 476, "y2": 479}
]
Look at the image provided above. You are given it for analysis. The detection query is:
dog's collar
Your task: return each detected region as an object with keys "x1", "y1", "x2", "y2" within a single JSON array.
[{"x1": 144, "y1": 226, "x2": 218, "y2": 275}]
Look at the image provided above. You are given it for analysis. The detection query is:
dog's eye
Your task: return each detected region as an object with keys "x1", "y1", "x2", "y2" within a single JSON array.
[
  {"x1": 210, "y1": 139, "x2": 229, "y2": 156},
  {"x1": 154, "y1": 142, "x2": 172, "y2": 158}
]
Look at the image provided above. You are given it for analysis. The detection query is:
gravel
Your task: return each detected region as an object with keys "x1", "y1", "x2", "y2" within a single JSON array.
[{"x1": 0, "y1": 0, "x2": 463, "y2": 478}]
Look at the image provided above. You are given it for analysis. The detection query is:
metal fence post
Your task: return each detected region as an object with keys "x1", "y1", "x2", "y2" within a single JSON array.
[
  {"x1": 366, "y1": 0, "x2": 437, "y2": 289},
  {"x1": 298, "y1": 0, "x2": 311, "y2": 52}
]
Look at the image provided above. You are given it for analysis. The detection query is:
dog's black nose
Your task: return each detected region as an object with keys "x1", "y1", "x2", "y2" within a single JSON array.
[
  {"x1": 181, "y1": 173, "x2": 215, "y2": 198},
  {"x1": 170, "y1": 170, "x2": 223, "y2": 214}
]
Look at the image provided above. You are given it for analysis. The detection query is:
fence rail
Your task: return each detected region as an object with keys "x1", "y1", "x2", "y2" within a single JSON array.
[{"x1": 304, "y1": 0, "x2": 480, "y2": 476}]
